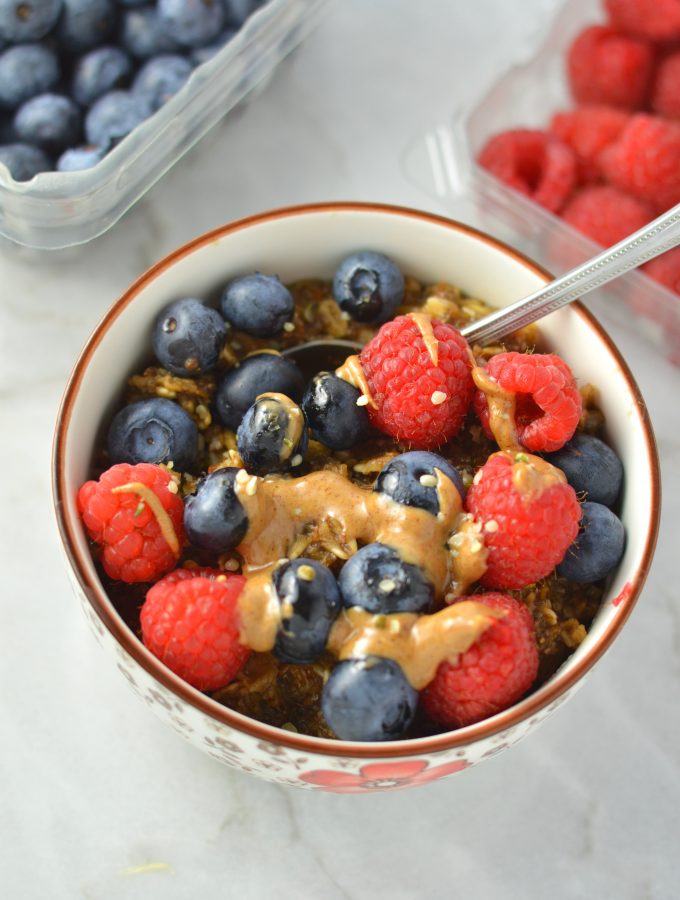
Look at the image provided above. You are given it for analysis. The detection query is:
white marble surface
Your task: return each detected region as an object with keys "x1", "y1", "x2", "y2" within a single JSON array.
[{"x1": 1, "y1": 1, "x2": 679, "y2": 897}]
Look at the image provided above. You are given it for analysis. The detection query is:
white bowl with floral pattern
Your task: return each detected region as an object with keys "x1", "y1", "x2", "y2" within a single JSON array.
[{"x1": 53, "y1": 203, "x2": 660, "y2": 792}]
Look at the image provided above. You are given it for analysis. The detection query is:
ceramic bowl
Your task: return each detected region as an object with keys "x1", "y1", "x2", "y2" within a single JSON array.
[{"x1": 53, "y1": 202, "x2": 660, "y2": 793}]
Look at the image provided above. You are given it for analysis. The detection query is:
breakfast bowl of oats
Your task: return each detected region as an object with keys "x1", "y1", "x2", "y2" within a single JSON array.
[{"x1": 53, "y1": 202, "x2": 659, "y2": 791}]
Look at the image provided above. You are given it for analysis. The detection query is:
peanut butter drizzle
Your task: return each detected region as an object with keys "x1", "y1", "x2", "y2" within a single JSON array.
[
  {"x1": 407, "y1": 312, "x2": 439, "y2": 366},
  {"x1": 327, "y1": 602, "x2": 504, "y2": 690},
  {"x1": 472, "y1": 365, "x2": 521, "y2": 451},
  {"x1": 237, "y1": 570, "x2": 282, "y2": 652},
  {"x1": 110, "y1": 481, "x2": 180, "y2": 557},
  {"x1": 236, "y1": 469, "x2": 463, "y2": 589},
  {"x1": 496, "y1": 450, "x2": 567, "y2": 501},
  {"x1": 434, "y1": 467, "x2": 454, "y2": 522},
  {"x1": 254, "y1": 392, "x2": 305, "y2": 464},
  {"x1": 231, "y1": 468, "x2": 491, "y2": 672},
  {"x1": 432, "y1": 471, "x2": 487, "y2": 595},
  {"x1": 335, "y1": 355, "x2": 378, "y2": 409},
  {"x1": 447, "y1": 514, "x2": 489, "y2": 598}
]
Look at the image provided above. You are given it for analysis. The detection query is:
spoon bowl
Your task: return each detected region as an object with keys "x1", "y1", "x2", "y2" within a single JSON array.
[{"x1": 282, "y1": 338, "x2": 362, "y2": 379}]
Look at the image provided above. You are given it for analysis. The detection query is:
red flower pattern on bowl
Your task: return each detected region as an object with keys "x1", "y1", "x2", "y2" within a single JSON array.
[{"x1": 300, "y1": 759, "x2": 469, "y2": 793}]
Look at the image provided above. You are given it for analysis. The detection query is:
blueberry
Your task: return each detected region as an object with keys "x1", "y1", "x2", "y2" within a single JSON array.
[
  {"x1": 322, "y1": 656, "x2": 418, "y2": 741},
  {"x1": 301, "y1": 372, "x2": 372, "y2": 451},
  {"x1": 132, "y1": 54, "x2": 192, "y2": 114},
  {"x1": 107, "y1": 397, "x2": 198, "y2": 471},
  {"x1": 332, "y1": 250, "x2": 405, "y2": 324},
  {"x1": 0, "y1": 0, "x2": 62, "y2": 42},
  {"x1": 151, "y1": 297, "x2": 226, "y2": 376},
  {"x1": 157, "y1": 0, "x2": 224, "y2": 48},
  {"x1": 236, "y1": 393, "x2": 308, "y2": 476},
  {"x1": 0, "y1": 44, "x2": 60, "y2": 110},
  {"x1": 215, "y1": 352, "x2": 304, "y2": 430},
  {"x1": 190, "y1": 26, "x2": 235, "y2": 65},
  {"x1": 557, "y1": 501, "x2": 625, "y2": 583},
  {"x1": 72, "y1": 46, "x2": 133, "y2": 107},
  {"x1": 338, "y1": 542, "x2": 433, "y2": 615},
  {"x1": 0, "y1": 111, "x2": 15, "y2": 141},
  {"x1": 58, "y1": 0, "x2": 117, "y2": 52},
  {"x1": 220, "y1": 273, "x2": 294, "y2": 338},
  {"x1": 272, "y1": 559, "x2": 342, "y2": 664},
  {"x1": 223, "y1": 0, "x2": 261, "y2": 27},
  {"x1": 85, "y1": 89, "x2": 145, "y2": 148},
  {"x1": 0, "y1": 142, "x2": 50, "y2": 179},
  {"x1": 56, "y1": 143, "x2": 105, "y2": 171},
  {"x1": 184, "y1": 468, "x2": 248, "y2": 553},
  {"x1": 13, "y1": 94, "x2": 81, "y2": 152},
  {"x1": 544, "y1": 433, "x2": 623, "y2": 509},
  {"x1": 120, "y1": 6, "x2": 180, "y2": 58},
  {"x1": 375, "y1": 451, "x2": 465, "y2": 516}
]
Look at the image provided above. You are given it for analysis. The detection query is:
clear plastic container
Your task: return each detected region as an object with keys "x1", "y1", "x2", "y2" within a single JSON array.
[
  {"x1": 0, "y1": 0, "x2": 331, "y2": 252},
  {"x1": 405, "y1": 0, "x2": 680, "y2": 364}
]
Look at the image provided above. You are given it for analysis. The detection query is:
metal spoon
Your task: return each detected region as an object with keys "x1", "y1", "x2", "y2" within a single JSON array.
[
  {"x1": 461, "y1": 200, "x2": 680, "y2": 345},
  {"x1": 285, "y1": 201, "x2": 680, "y2": 365}
]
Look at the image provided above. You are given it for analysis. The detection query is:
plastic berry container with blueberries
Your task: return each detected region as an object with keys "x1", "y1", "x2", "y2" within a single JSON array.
[
  {"x1": 0, "y1": 0, "x2": 331, "y2": 252},
  {"x1": 53, "y1": 205, "x2": 659, "y2": 790},
  {"x1": 404, "y1": 0, "x2": 680, "y2": 365}
]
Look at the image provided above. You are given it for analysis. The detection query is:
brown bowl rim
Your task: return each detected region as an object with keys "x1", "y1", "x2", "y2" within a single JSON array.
[{"x1": 52, "y1": 201, "x2": 661, "y2": 759}]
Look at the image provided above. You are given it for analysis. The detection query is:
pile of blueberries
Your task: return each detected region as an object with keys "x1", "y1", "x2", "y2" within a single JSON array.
[
  {"x1": 0, "y1": 0, "x2": 265, "y2": 180},
  {"x1": 107, "y1": 250, "x2": 405, "y2": 480}
]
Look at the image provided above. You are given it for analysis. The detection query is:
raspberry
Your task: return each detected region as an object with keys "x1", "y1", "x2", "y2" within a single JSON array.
[
  {"x1": 642, "y1": 247, "x2": 680, "y2": 296},
  {"x1": 473, "y1": 352, "x2": 582, "y2": 453},
  {"x1": 152, "y1": 566, "x2": 224, "y2": 585},
  {"x1": 466, "y1": 451, "x2": 581, "y2": 589},
  {"x1": 561, "y1": 185, "x2": 654, "y2": 247},
  {"x1": 600, "y1": 114, "x2": 680, "y2": 212},
  {"x1": 549, "y1": 105, "x2": 629, "y2": 183},
  {"x1": 651, "y1": 52, "x2": 680, "y2": 120},
  {"x1": 567, "y1": 25, "x2": 654, "y2": 111},
  {"x1": 605, "y1": 0, "x2": 680, "y2": 43},
  {"x1": 141, "y1": 571, "x2": 249, "y2": 692},
  {"x1": 477, "y1": 129, "x2": 577, "y2": 213},
  {"x1": 359, "y1": 315, "x2": 474, "y2": 449},
  {"x1": 77, "y1": 463, "x2": 185, "y2": 583},
  {"x1": 421, "y1": 593, "x2": 539, "y2": 728}
]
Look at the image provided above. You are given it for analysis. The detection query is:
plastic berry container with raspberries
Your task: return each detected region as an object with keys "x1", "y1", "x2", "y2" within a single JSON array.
[
  {"x1": 405, "y1": 0, "x2": 680, "y2": 365},
  {"x1": 0, "y1": 0, "x2": 331, "y2": 252},
  {"x1": 53, "y1": 204, "x2": 659, "y2": 791}
]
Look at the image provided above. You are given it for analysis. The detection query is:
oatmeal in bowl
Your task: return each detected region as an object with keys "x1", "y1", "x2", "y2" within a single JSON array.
[{"x1": 53, "y1": 203, "x2": 659, "y2": 791}]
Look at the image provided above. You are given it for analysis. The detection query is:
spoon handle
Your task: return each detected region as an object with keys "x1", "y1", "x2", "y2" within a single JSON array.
[{"x1": 460, "y1": 201, "x2": 680, "y2": 345}]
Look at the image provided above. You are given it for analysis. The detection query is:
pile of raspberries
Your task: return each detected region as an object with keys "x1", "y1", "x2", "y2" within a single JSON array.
[{"x1": 477, "y1": 0, "x2": 680, "y2": 299}]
